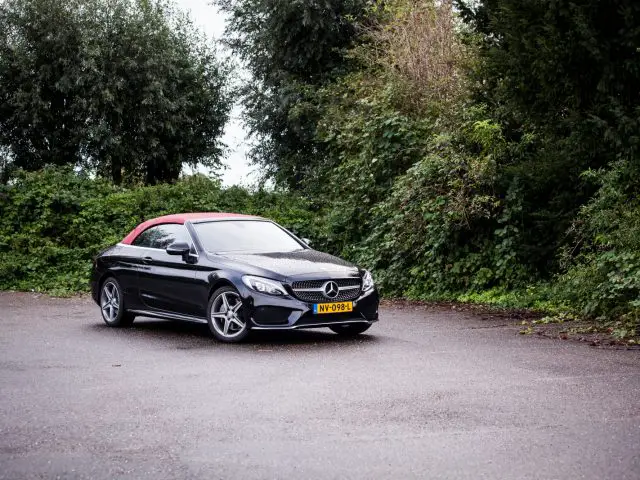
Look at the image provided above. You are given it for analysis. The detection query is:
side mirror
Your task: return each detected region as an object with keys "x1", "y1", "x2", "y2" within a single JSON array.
[
  {"x1": 302, "y1": 238, "x2": 312, "y2": 247},
  {"x1": 166, "y1": 241, "x2": 191, "y2": 256}
]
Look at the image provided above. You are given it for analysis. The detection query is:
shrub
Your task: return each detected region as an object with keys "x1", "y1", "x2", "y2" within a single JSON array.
[
  {"x1": 0, "y1": 167, "x2": 325, "y2": 294},
  {"x1": 551, "y1": 161, "x2": 640, "y2": 335}
]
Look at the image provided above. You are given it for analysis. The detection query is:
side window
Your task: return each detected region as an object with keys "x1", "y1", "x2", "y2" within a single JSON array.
[{"x1": 132, "y1": 224, "x2": 191, "y2": 250}]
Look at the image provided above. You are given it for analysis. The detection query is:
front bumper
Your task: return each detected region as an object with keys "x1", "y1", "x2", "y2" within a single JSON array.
[{"x1": 240, "y1": 286, "x2": 380, "y2": 330}]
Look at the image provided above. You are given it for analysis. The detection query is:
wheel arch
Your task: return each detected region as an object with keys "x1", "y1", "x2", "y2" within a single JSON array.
[
  {"x1": 95, "y1": 272, "x2": 116, "y2": 300},
  {"x1": 99, "y1": 271, "x2": 116, "y2": 284},
  {"x1": 208, "y1": 278, "x2": 237, "y2": 300}
]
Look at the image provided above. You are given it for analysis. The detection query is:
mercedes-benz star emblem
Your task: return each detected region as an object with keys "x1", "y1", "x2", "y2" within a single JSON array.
[{"x1": 323, "y1": 281, "x2": 339, "y2": 299}]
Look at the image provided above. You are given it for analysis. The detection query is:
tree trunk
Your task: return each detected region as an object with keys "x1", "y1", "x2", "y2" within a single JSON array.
[{"x1": 111, "y1": 156, "x2": 122, "y2": 185}]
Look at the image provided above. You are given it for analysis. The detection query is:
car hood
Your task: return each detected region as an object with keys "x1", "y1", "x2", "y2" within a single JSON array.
[{"x1": 218, "y1": 249, "x2": 360, "y2": 281}]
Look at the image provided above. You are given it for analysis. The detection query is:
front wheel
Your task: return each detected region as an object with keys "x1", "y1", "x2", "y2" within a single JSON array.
[
  {"x1": 207, "y1": 286, "x2": 250, "y2": 343},
  {"x1": 100, "y1": 277, "x2": 135, "y2": 327},
  {"x1": 329, "y1": 323, "x2": 372, "y2": 336}
]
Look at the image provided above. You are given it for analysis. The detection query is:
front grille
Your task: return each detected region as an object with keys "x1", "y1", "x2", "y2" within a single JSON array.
[
  {"x1": 290, "y1": 278, "x2": 362, "y2": 303},
  {"x1": 291, "y1": 278, "x2": 361, "y2": 289}
]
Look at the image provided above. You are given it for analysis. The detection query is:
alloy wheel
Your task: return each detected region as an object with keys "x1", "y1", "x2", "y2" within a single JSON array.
[
  {"x1": 210, "y1": 291, "x2": 246, "y2": 339},
  {"x1": 101, "y1": 281, "x2": 120, "y2": 323}
]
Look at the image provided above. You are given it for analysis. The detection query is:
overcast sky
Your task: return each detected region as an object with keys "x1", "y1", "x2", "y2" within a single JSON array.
[{"x1": 176, "y1": 0, "x2": 256, "y2": 186}]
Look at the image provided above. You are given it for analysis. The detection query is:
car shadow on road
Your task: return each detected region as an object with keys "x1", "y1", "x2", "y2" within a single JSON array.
[{"x1": 88, "y1": 318, "x2": 380, "y2": 350}]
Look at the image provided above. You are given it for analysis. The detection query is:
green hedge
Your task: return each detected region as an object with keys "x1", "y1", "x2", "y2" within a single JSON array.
[{"x1": 0, "y1": 167, "x2": 326, "y2": 294}]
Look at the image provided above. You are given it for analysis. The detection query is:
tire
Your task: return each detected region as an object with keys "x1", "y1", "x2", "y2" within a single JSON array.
[
  {"x1": 99, "y1": 277, "x2": 135, "y2": 327},
  {"x1": 207, "y1": 286, "x2": 250, "y2": 343},
  {"x1": 329, "y1": 323, "x2": 372, "y2": 336}
]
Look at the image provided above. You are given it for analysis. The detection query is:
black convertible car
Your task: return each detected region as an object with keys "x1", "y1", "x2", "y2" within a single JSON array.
[{"x1": 91, "y1": 213, "x2": 379, "y2": 342}]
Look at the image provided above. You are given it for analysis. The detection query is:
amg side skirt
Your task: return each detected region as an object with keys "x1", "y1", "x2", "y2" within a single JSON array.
[{"x1": 128, "y1": 309, "x2": 208, "y2": 324}]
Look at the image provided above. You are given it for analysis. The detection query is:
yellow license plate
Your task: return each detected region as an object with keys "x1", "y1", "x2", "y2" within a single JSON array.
[{"x1": 313, "y1": 301, "x2": 353, "y2": 314}]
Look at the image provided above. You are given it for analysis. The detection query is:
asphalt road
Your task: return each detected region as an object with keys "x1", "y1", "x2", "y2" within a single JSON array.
[{"x1": 1, "y1": 293, "x2": 639, "y2": 480}]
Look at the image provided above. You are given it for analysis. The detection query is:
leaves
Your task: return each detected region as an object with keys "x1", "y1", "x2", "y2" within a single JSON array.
[{"x1": 0, "y1": 0, "x2": 232, "y2": 185}]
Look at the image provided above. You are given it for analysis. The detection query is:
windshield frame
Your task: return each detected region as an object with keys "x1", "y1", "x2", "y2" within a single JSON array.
[{"x1": 190, "y1": 219, "x2": 308, "y2": 254}]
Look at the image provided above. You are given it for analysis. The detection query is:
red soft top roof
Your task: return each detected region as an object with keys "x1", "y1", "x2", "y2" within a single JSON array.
[{"x1": 121, "y1": 212, "x2": 257, "y2": 245}]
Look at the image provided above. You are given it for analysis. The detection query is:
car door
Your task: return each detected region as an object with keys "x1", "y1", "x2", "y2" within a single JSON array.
[
  {"x1": 132, "y1": 223, "x2": 203, "y2": 317},
  {"x1": 110, "y1": 244, "x2": 145, "y2": 310}
]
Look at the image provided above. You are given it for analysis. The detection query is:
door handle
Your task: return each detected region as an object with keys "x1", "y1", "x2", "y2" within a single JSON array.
[{"x1": 142, "y1": 256, "x2": 153, "y2": 263}]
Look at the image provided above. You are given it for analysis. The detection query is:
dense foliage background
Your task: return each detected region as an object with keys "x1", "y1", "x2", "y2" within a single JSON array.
[{"x1": 1, "y1": 0, "x2": 639, "y2": 339}]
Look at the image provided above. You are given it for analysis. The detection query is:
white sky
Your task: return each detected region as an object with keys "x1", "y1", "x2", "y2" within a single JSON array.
[{"x1": 176, "y1": 0, "x2": 256, "y2": 187}]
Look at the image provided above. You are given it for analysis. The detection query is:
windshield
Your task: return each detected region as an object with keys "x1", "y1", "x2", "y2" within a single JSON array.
[{"x1": 193, "y1": 220, "x2": 304, "y2": 253}]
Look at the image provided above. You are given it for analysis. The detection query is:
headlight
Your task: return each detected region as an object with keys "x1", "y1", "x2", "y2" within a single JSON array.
[
  {"x1": 362, "y1": 270, "x2": 375, "y2": 292},
  {"x1": 242, "y1": 275, "x2": 288, "y2": 296}
]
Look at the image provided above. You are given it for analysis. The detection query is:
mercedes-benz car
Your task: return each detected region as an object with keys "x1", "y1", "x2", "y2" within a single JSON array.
[{"x1": 90, "y1": 213, "x2": 379, "y2": 342}]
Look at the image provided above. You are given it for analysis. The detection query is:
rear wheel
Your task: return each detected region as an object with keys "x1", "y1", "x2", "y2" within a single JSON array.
[
  {"x1": 100, "y1": 277, "x2": 135, "y2": 327},
  {"x1": 207, "y1": 286, "x2": 250, "y2": 343},
  {"x1": 329, "y1": 323, "x2": 371, "y2": 336}
]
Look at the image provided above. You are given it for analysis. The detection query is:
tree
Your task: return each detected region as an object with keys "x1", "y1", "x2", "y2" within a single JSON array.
[
  {"x1": 0, "y1": 0, "x2": 231, "y2": 185},
  {"x1": 217, "y1": 0, "x2": 370, "y2": 189},
  {"x1": 458, "y1": 0, "x2": 640, "y2": 158},
  {"x1": 456, "y1": 0, "x2": 640, "y2": 271}
]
